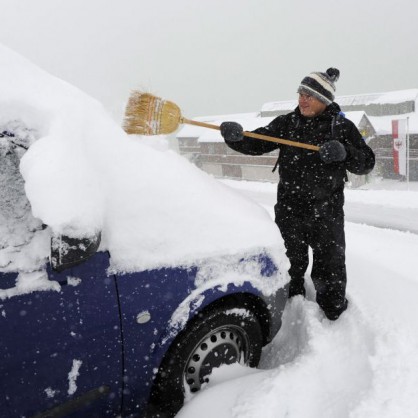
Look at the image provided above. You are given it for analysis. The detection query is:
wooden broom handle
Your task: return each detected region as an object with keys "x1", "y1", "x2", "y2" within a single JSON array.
[{"x1": 181, "y1": 117, "x2": 320, "y2": 151}]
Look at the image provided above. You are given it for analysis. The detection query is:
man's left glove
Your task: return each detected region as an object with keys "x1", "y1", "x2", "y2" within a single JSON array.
[
  {"x1": 220, "y1": 122, "x2": 244, "y2": 142},
  {"x1": 319, "y1": 140, "x2": 347, "y2": 163}
]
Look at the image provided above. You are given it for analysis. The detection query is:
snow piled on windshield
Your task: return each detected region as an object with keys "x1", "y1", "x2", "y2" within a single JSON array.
[{"x1": 0, "y1": 44, "x2": 285, "y2": 281}]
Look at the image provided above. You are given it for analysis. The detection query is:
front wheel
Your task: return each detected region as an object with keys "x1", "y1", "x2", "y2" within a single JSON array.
[{"x1": 146, "y1": 307, "x2": 263, "y2": 417}]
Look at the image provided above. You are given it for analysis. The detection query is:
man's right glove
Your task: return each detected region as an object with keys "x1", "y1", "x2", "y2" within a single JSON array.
[
  {"x1": 220, "y1": 121, "x2": 244, "y2": 142},
  {"x1": 319, "y1": 140, "x2": 347, "y2": 163}
]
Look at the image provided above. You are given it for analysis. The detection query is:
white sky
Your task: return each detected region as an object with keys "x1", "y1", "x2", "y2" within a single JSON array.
[{"x1": 1, "y1": 0, "x2": 418, "y2": 119}]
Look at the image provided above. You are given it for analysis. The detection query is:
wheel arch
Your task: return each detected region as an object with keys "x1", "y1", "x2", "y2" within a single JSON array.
[
  {"x1": 153, "y1": 290, "x2": 272, "y2": 364},
  {"x1": 191, "y1": 292, "x2": 272, "y2": 346}
]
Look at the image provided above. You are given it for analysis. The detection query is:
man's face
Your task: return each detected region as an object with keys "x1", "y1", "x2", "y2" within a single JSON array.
[{"x1": 298, "y1": 93, "x2": 327, "y2": 117}]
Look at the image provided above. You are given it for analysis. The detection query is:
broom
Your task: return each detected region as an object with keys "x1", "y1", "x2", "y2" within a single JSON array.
[{"x1": 123, "y1": 91, "x2": 320, "y2": 152}]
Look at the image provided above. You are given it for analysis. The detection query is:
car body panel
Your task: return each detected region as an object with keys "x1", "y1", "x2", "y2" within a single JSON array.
[
  {"x1": 115, "y1": 253, "x2": 286, "y2": 417},
  {"x1": 1, "y1": 249, "x2": 287, "y2": 417},
  {"x1": 115, "y1": 266, "x2": 198, "y2": 415},
  {"x1": 0, "y1": 252, "x2": 123, "y2": 418},
  {"x1": 0, "y1": 44, "x2": 288, "y2": 417}
]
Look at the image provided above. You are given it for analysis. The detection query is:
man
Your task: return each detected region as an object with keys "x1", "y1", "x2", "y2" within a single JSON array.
[{"x1": 220, "y1": 68, "x2": 375, "y2": 320}]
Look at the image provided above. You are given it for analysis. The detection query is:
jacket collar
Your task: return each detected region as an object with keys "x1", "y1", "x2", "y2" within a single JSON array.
[{"x1": 294, "y1": 102, "x2": 341, "y2": 121}]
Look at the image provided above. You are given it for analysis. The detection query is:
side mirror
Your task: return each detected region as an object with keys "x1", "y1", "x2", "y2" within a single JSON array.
[{"x1": 51, "y1": 232, "x2": 101, "y2": 272}]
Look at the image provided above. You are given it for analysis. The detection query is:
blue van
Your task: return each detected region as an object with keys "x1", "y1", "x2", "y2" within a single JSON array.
[
  {"x1": 0, "y1": 44, "x2": 288, "y2": 417},
  {"x1": 1, "y1": 246, "x2": 287, "y2": 418},
  {"x1": 0, "y1": 133, "x2": 288, "y2": 418}
]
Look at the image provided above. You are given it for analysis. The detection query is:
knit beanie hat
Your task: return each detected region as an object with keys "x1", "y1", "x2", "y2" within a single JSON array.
[{"x1": 297, "y1": 68, "x2": 340, "y2": 105}]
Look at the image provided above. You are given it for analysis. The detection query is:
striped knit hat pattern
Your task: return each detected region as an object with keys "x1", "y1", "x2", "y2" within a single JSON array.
[{"x1": 297, "y1": 67, "x2": 340, "y2": 105}]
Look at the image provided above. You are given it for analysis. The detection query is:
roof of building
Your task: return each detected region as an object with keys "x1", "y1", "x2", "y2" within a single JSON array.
[
  {"x1": 369, "y1": 113, "x2": 418, "y2": 135},
  {"x1": 261, "y1": 89, "x2": 418, "y2": 113},
  {"x1": 176, "y1": 89, "x2": 418, "y2": 141}
]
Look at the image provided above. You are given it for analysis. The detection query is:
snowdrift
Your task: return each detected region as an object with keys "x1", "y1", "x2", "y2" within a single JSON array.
[{"x1": 0, "y1": 43, "x2": 285, "y2": 275}]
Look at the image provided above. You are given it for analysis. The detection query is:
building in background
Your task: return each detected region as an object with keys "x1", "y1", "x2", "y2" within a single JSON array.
[{"x1": 177, "y1": 89, "x2": 418, "y2": 186}]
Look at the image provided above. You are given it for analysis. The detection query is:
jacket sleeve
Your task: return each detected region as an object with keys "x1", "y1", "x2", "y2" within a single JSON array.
[
  {"x1": 224, "y1": 116, "x2": 285, "y2": 156},
  {"x1": 343, "y1": 121, "x2": 375, "y2": 175}
]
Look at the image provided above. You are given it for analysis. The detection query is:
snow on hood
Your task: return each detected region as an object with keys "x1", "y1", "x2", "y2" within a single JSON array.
[{"x1": 0, "y1": 43, "x2": 283, "y2": 273}]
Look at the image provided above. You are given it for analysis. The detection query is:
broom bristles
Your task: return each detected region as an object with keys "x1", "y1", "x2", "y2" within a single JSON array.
[{"x1": 123, "y1": 91, "x2": 182, "y2": 136}]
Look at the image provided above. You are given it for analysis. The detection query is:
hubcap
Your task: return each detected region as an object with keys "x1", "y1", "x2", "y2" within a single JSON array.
[{"x1": 184, "y1": 325, "x2": 249, "y2": 393}]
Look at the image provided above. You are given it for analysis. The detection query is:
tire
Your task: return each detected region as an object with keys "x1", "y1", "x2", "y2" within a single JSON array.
[{"x1": 145, "y1": 307, "x2": 263, "y2": 417}]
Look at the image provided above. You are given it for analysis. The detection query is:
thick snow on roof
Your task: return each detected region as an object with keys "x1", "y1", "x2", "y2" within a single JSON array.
[
  {"x1": 344, "y1": 89, "x2": 418, "y2": 105},
  {"x1": 0, "y1": 43, "x2": 284, "y2": 277},
  {"x1": 262, "y1": 89, "x2": 418, "y2": 113},
  {"x1": 181, "y1": 89, "x2": 418, "y2": 142},
  {"x1": 369, "y1": 113, "x2": 418, "y2": 135},
  {"x1": 343, "y1": 111, "x2": 366, "y2": 127},
  {"x1": 261, "y1": 99, "x2": 297, "y2": 113}
]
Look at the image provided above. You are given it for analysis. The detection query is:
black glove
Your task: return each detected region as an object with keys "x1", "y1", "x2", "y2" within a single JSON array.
[
  {"x1": 220, "y1": 121, "x2": 244, "y2": 142},
  {"x1": 319, "y1": 140, "x2": 347, "y2": 163}
]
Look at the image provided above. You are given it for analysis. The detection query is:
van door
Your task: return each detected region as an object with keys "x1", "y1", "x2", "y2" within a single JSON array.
[{"x1": 0, "y1": 252, "x2": 122, "y2": 418}]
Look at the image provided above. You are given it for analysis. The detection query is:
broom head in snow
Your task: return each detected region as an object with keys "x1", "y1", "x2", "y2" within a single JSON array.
[{"x1": 123, "y1": 91, "x2": 182, "y2": 135}]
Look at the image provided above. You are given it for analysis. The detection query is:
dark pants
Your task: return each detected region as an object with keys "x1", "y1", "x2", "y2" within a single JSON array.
[{"x1": 275, "y1": 201, "x2": 348, "y2": 320}]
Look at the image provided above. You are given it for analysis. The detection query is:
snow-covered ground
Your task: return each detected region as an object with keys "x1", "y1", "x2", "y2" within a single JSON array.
[
  {"x1": 219, "y1": 178, "x2": 418, "y2": 234},
  {"x1": 176, "y1": 178, "x2": 418, "y2": 418}
]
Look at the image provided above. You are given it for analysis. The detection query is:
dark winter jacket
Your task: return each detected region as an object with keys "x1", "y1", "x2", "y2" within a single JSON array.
[{"x1": 224, "y1": 103, "x2": 375, "y2": 216}]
